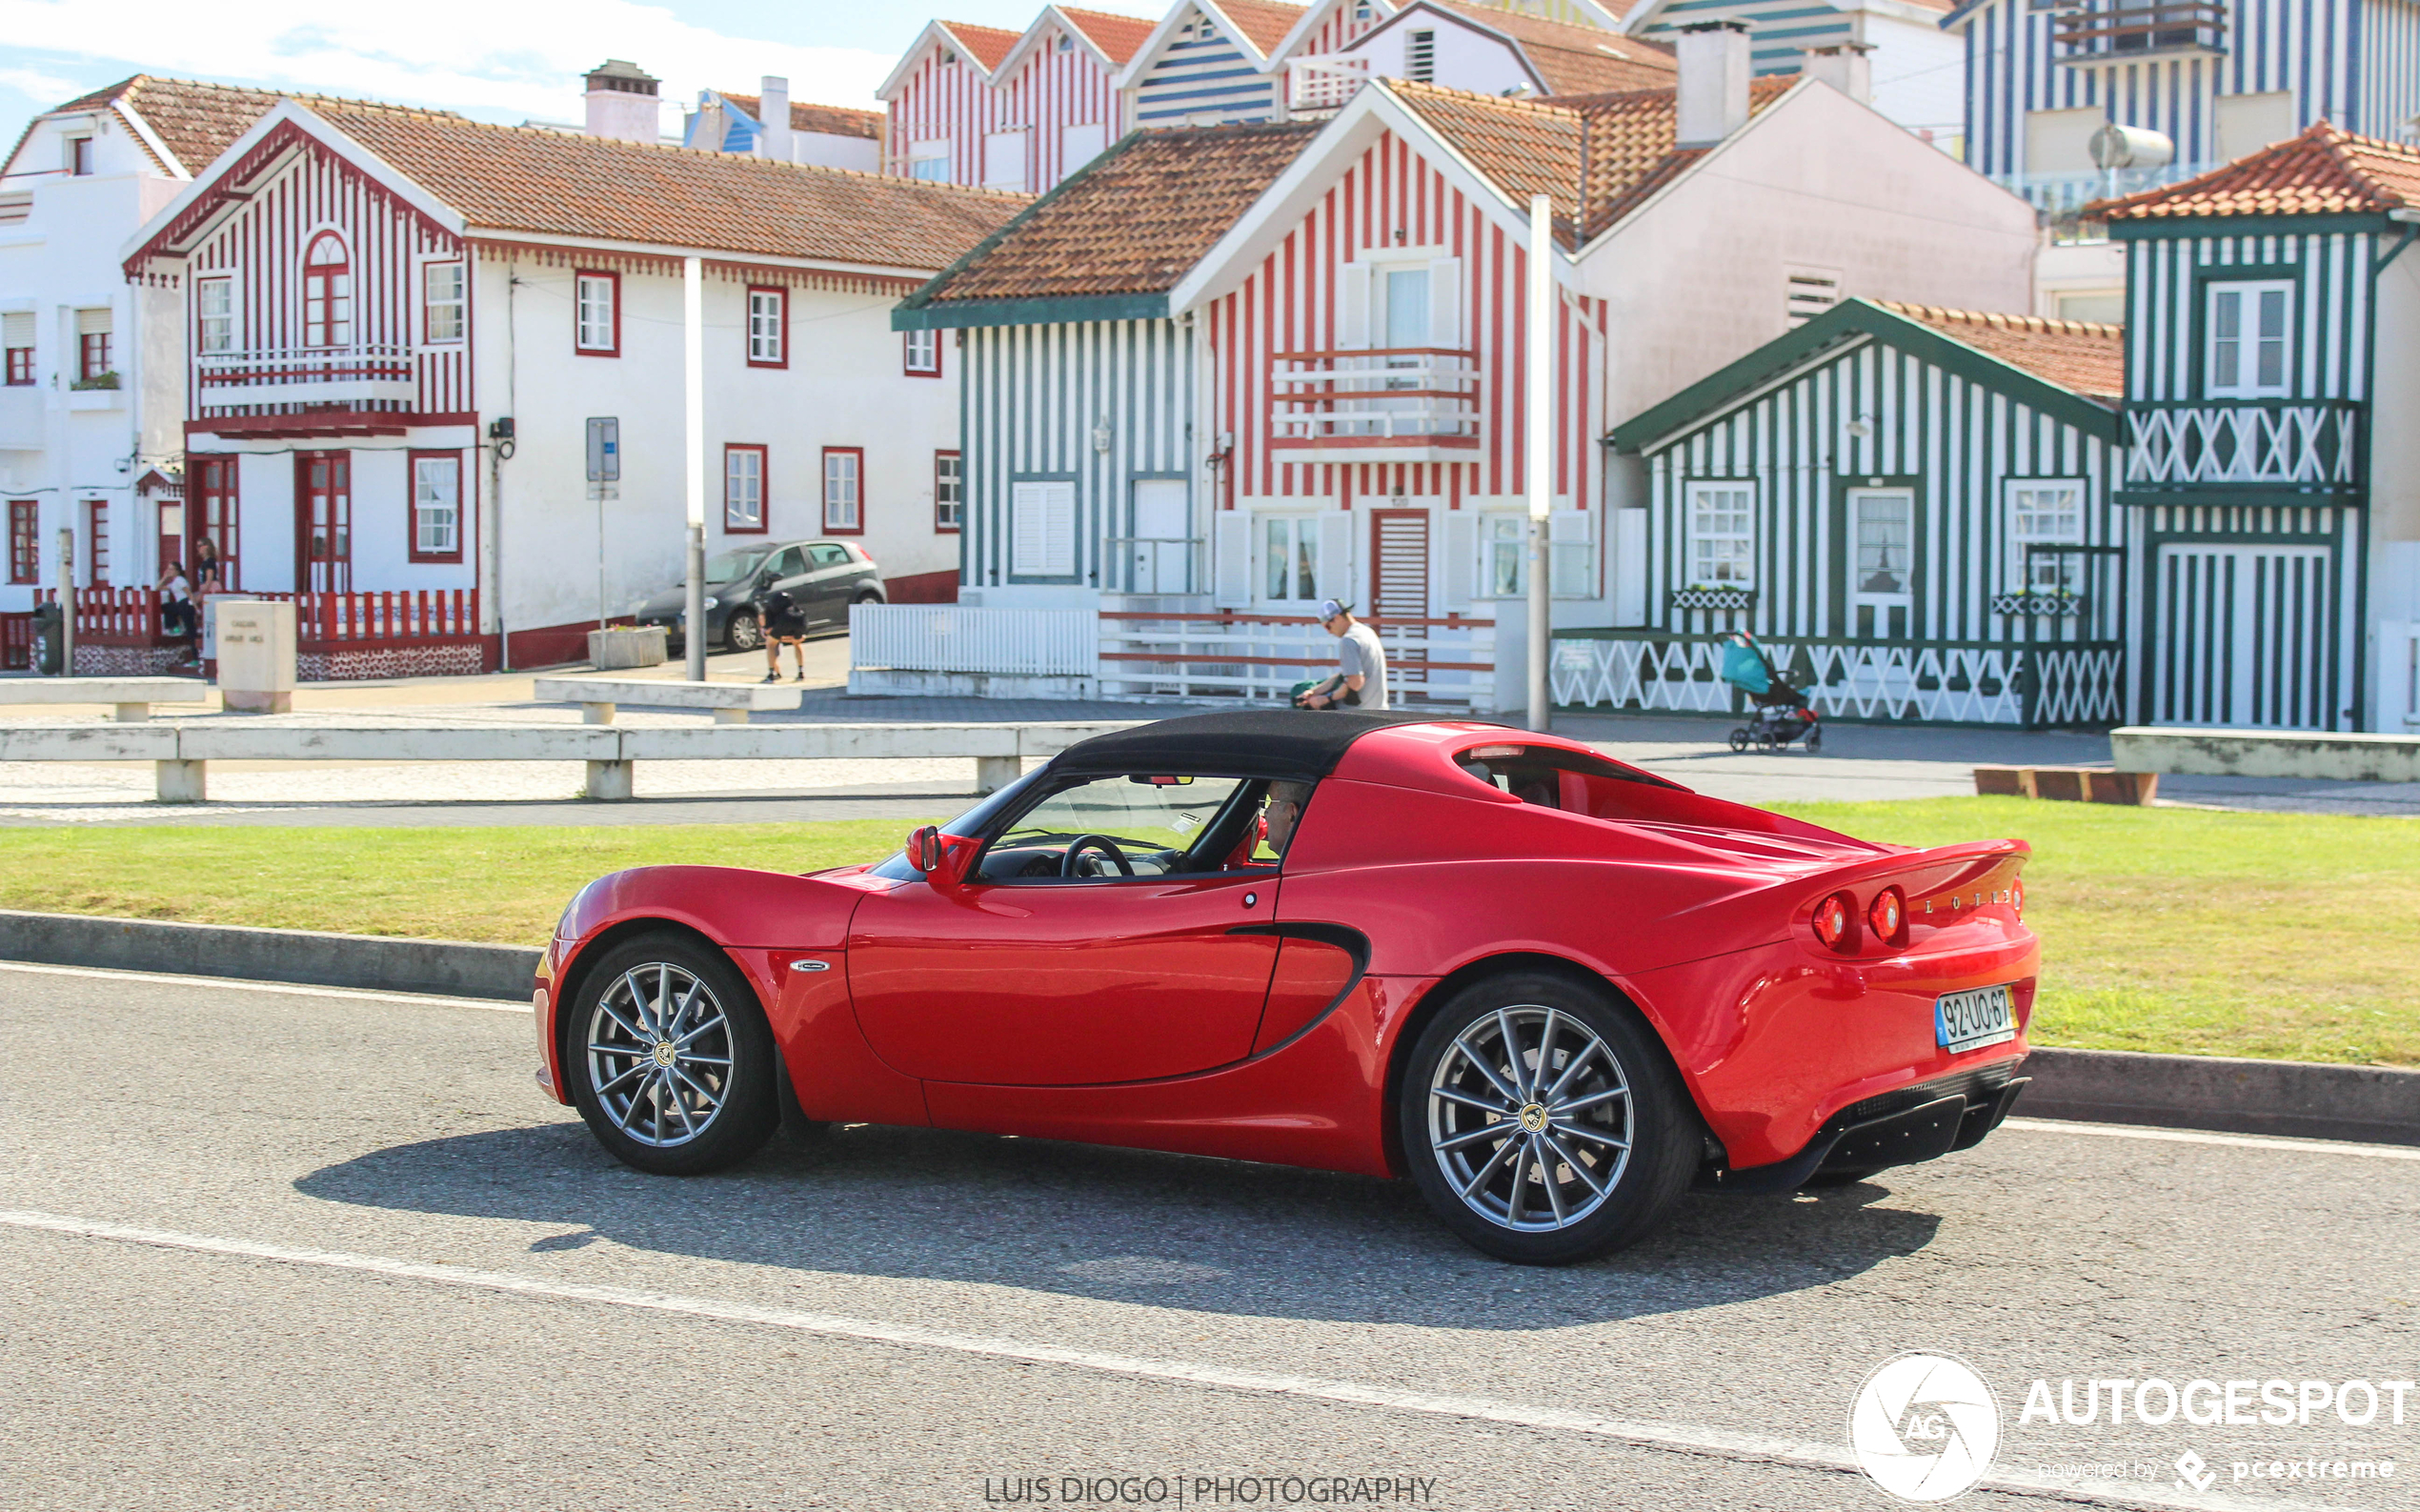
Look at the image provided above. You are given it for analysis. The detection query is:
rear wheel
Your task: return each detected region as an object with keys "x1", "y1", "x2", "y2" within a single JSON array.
[
  {"x1": 565, "y1": 932, "x2": 779, "y2": 1176},
  {"x1": 1399, "y1": 972, "x2": 1699, "y2": 1264},
  {"x1": 725, "y1": 610, "x2": 763, "y2": 653},
  {"x1": 1804, "y1": 723, "x2": 1823, "y2": 754}
]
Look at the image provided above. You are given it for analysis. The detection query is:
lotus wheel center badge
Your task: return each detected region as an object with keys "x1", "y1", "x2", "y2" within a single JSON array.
[
  {"x1": 1518, "y1": 1102, "x2": 1549, "y2": 1133},
  {"x1": 652, "y1": 1041, "x2": 677, "y2": 1067}
]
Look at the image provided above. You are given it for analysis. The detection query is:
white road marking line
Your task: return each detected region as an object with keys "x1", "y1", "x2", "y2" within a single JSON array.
[
  {"x1": 0, "y1": 959, "x2": 528, "y2": 1013},
  {"x1": 0, "y1": 1208, "x2": 2349, "y2": 1512},
  {"x1": 2004, "y1": 1117, "x2": 2420, "y2": 1162}
]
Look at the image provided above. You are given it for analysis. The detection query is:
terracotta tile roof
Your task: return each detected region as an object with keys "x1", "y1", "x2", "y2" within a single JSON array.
[
  {"x1": 1059, "y1": 6, "x2": 1160, "y2": 66},
  {"x1": 1391, "y1": 76, "x2": 1790, "y2": 243},
  {"x1": 716, "y1": 92, "x2": 883, "y2": 141},
  {"x1": 2087, "y1": 121, "x2": 2420, "y2": 221},
  {"x1": 13, "y1": 74, "x2": 459, "y2": 179},
  {"x1": 1424, "y1": 2, "x2": 1677, "y2": 96},
  {"x1": 1881, "y1": 301, "x2": 2126, "y2": 404},
  {"x1": 939, "y1": 20, "x2": 1026, "y2": 73},
  {"x1": 1213, "y1": 0, "x2": 1312, "y2": 56},
  {"x1": 306, "y1": 103, "x2": 1024, "y2": 271},
  {"x1": 922, "y1": 120, "x2": 1321, "y2": 303}
]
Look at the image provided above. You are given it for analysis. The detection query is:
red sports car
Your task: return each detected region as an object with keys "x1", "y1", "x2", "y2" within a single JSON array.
[{"x1": 534, "y1": 711, "x2": 2036, "y2": 1264}]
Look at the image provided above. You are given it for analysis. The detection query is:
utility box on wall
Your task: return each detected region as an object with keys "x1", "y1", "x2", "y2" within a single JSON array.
[{"x1": 212, "y1": 599, "x2": 297, "y2": 713}]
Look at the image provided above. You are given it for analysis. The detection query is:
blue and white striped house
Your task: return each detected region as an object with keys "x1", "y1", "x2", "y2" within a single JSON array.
[
  {"x1": 2094, "y1": 123, "x2": 2420, "y2": 732},
  {"x1": 1583, "y1": 299, "x2": 2130, "y2": 727},
  {"x1": 1946, "y1": 0, "x2": 2420, "y2": 210},
  {"x1": 1117, "y1": 1, "x2": 1304, "y2": 128},
  {"x1": 1622, "y1": 0, "x2": 1968, "y2": 144}
]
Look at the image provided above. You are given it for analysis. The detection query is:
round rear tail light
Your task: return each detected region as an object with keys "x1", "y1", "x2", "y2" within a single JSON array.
[
  {"x1": 2012, "y1": 878, "x2": 2025, "y2": 917},
  {"x1": 1810, "y1": 891, "x2": 1855, "y2": 951},
  {"x1": 1867, "y1": 887, "x2": 1905, "y2": 943}
]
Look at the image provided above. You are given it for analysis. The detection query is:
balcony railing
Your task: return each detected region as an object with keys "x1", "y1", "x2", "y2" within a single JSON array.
[
  {"x1": 2123, "y1": 400, "x2": 2362, "y2": 491},
  {"x1": 1287, "y1": 53, "x2": 1370, "y2": 112},
  {"x1": 2052, "y1": 0, "x2": 2226, "y2": 58},
  {"x1": 196, "y1": 344, "x2": 416, "y2": 405},
  {"x1": 1271, "y1": 348, "x2": 1481, "y2": 451}
]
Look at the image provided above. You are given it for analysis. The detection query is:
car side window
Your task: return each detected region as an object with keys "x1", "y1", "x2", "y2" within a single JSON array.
[
  {"x1": 808, "y1": 543, "x2": 852, "y2": 569},
  {"x1": 762, "y1": 547, "x2": 806, "y2": 580},
  {"x1": 973, "y1": 774, "x2": 1259, "y2": 883}
]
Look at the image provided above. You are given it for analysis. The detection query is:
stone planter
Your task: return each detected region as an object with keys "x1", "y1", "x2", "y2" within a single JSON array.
[{"x1": 588, "y1": 626, "x2": 668, "y2": 670}]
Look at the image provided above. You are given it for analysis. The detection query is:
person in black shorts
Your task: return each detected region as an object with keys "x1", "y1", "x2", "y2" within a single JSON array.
[{"x1": 753, "y1": 569, "x2": 808, "y2": 682}]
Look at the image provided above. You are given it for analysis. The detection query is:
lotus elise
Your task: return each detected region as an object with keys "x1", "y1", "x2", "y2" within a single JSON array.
[{"x1": 534, "y1": 712, "x2": 2036, "y2": 1263}]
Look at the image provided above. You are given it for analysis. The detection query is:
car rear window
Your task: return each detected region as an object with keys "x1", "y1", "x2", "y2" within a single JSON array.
[{"x1": 1455, "y1": 744, "x2": 1679, "y2": 821}]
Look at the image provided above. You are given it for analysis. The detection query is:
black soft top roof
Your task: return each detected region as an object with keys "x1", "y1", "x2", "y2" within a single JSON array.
[{"x1": 1052, "y1": 710, "x2": 1489, "y2": 783}]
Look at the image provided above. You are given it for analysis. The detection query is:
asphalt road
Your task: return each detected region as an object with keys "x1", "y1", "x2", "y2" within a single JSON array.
[{"x1": 4, "y1": 962, "x2": 2415, "y2": 1512}]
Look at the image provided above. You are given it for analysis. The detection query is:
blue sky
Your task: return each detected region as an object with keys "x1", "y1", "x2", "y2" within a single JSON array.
[{"x1": 0, "y1": 0, "x2": 1161, "y2": 143}]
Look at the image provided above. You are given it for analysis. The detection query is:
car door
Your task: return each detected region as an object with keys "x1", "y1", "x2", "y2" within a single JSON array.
[
  {"x1": 798, "y1": 542, "x2": 857, "y2": 629},
  {"x1": 847, "y1": 772, "x2": 1283, "y2": 1085}
]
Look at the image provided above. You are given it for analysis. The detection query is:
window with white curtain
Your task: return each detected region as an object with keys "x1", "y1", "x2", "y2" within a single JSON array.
[
  {"x1": 1685, "y1": 482, "x2": 1756, "y2": 588},
  {"x1": 1262, "y1": 515, "x2": 1321, "y2": 601}
]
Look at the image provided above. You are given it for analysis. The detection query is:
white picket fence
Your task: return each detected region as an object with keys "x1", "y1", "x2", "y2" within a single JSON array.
[
  {"x1": 850, "y1": 605, "x2": 1099, "y2": 677},
  {"x1": 1549, "y1": 635, "x2": 2125, "y2": 727}
]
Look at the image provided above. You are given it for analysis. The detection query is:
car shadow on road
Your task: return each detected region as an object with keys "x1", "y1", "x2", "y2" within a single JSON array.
[{"x1": 294, "y1": 1118, "x2": 1942, "y2": 1331}]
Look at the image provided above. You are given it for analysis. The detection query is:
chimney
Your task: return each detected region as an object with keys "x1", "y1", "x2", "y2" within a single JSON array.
[
  {"x1": 584, "y1": 59, "x2": 661, "y2": 143},
  {"x1": 756, "y1": 74, "x2": 794, "y2": 162},
  {"x1": 1674, "y1": 23, "x2": 1752, "y2": 149},
  {"x1": 1800, "y1": 43, "x2": 1873, "y2": 106}
]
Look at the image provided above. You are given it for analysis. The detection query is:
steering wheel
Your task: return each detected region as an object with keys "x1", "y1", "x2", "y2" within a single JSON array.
[{"x1": 1059, "y1": 834, "x2": 1136, "y2": 878}]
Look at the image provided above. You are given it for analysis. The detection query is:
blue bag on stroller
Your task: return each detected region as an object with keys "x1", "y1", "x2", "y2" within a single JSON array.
[{"x1": 1717, "y1": 633, "x2": 1822, "y2": 753}]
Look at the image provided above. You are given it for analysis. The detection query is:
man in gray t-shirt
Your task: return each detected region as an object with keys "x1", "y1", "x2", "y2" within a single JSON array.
[{"x1": 1295, "y1": 598, "x2": 1389, "y2": 711}]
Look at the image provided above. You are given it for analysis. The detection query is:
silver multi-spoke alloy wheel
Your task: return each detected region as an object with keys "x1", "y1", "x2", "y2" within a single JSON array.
[
  {"x1": 1425, "y1": 1005, "x2": 1634, "y2": 1233},
  {"x1": 585, "y1": 962, "x2": 735, "y2": 1148}
]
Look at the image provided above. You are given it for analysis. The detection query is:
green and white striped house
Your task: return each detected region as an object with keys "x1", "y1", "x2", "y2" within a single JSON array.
[
  {"x1": 2097, "y1": 123, "x2": 2420, "y2": 733},
  {"x1": 1579, "y1": 297, "x2": 2129, "y2": 727}
]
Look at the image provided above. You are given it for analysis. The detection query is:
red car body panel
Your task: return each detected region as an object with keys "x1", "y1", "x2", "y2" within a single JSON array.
[{"x1": 534, "y1": 720, "x2": 2037, "y2": 1180}]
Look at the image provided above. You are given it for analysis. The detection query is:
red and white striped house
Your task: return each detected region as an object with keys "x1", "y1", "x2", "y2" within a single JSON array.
[
  {"x1": 890, "y1": 34, "x2": 2039, "y2": 709},
  {"x1": 124, "y1": 96, "x2": 1023, "y2": 676},
  {"x1": 879, "y1": 10, "x2": 1160, "y2": 194}
]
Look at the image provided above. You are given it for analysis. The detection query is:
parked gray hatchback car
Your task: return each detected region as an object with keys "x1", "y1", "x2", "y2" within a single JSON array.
[{"x1": 632, "y1": 539, "x2": 885, "y2": 652}]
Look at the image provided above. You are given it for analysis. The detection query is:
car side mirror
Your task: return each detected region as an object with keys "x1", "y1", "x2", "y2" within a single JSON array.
[{"x1": 905, "y1": 825, "x2": 944, "y2": 876}]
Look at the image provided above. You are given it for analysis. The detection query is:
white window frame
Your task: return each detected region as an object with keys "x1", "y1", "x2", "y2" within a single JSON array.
[
  {"x1": 909, "y1": 138, "x2": 951, "y2": 182},
  {"x1": 1477, "y1": 513, "x2": 1525, "y2": 599},
  {"x1": 2205, "y1": 278, "x2": 2293, "y2": 398},
  {"x1": 1011, "y1": 479, "x2": 1076, "y2": 578},
  {"x1": 726, "y1": 446, "x2": 766, "y2": 532},
  {"x1": 2004, "y1": 479, "x2": 2086, "y2": 594},
  {"x1": 983, "y1": 128, "x2": 1028, "y2": 192},
  {"x1": 1260, "y1": 514, "x2": 1322, "y2": 603},
  {"x1": 421, "y1": 259, "x2": 465, "y2": 345},
  {"x1": 934, "y1": 451, "x2": 962, "y2": 532},
  {"x1": 195, "y1": 276, "x2": 236, "y2": 355},
  {"x1": 412, "y1": 454, "x2": 462, "y2": 557},
  {"x1": 822, "y1": 448, "x2": 861, "y2": 533},
  {"x1": 746, "y1": 286, "x2": 785, "y2": 365},
  {"x1": 1684, "y1": 481, "x2": 1757, "y2": 589},
  {"x1": 575, "y1": 272, "x2": 617, "y2": 353},
  {"x1": 903, "y1": 327, "x2": 939, "y2": 376}
]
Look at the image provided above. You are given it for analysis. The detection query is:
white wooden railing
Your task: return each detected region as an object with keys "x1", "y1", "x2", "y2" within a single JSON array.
[
  {"x1": 1099, "y1": 611, "x2": 1497, "y2": 712},
  {"x1": 850, "y1": 605, "x2": 1099, "y2": 676},
  {"x1": 2125, "y1": 401, "x2": 2360, "y2": 488},
  {"x1": 1271, "y1": 348, "x2": 1482, "y2": 447},
  {"x1": 1287, "y1": 53, "x2": 1370, "y2": 111}
]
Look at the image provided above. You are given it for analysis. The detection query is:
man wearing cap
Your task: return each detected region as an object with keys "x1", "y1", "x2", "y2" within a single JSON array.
[{"x1": 1294, "y1": 598, "x2": 1388, "y2": 711}]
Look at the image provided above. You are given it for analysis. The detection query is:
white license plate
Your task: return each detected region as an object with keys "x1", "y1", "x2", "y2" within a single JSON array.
[{"x1": 1936, "y1": 984, "x2": 2017, "y2": 1053}]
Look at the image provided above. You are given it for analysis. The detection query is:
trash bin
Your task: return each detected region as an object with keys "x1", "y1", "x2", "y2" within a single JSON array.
[{"x1": 30, "y1": 601, "x2": 61, "y2": 675}]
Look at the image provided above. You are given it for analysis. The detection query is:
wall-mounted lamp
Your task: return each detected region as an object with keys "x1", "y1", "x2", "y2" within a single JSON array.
[
  {"x1": 1093, "y1": 418, "x2": 1113, "y2": 454},
  {"x1": 1845, "y1": 415, "x2": 1874, "y2": 438}
]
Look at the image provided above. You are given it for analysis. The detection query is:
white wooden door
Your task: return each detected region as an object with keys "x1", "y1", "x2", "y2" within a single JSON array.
[
  {"x1": 1847, "y1": 488, "x2": 1913, "y2": 641},
  {"x1": 1129, "y1": 478, "x2": 1188, "y2": 594}
]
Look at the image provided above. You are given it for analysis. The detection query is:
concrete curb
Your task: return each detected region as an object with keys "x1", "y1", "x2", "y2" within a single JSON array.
[
  {"x1": 2016, "y1": 1046, "x2": 2420, "y2": 1147},
  {"x1": 4, "y1": 911, "x2": 2414, "y2": 1146},
  {"x1": 0, "y1": 910, "x2": 538, "y2": 1002}
]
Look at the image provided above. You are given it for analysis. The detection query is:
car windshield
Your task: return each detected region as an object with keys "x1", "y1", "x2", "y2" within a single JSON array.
[{"x1": 703, "y1": 549, "x2": 770, "y2": 583}]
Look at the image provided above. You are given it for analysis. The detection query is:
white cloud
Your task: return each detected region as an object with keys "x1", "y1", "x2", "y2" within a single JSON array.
[
  {"x1": 0, "y1": 64, "x2": 85, "y2": 101},
  {"x1": 0, "y1": 0, "x2": 897, "y2": 123}
]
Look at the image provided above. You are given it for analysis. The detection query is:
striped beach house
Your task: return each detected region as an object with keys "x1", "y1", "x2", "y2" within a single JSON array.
[
  {"x1": 2089, "y1": 124, "x2": 2420, "y2": 732},
  {"x1": 1586, "y1": 300, "x2": 2128, "y2": 727},
  {"x1": 871, "y1": 39, "x2": 2038, "y2": 710},
  {"x1": 877, "y1": 10, "x2": 1158, "y2": 193},
  {"x1": 1621, "y1": 0, "x2": 1965, "y2": 144}
]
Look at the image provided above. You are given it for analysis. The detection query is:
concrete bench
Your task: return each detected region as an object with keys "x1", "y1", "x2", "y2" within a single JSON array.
[
  {"x1": 0, "y1": 677, "x2": 208, "y2": 722},
  {"x1": 2110, "y1": 727, "x2": 2420, "y2": 784},
  {"x1": 0, "y1": 719, "x2": 1137, "y2": 803},
  {"x1": 529, "y1": 677, "x2": 802, "y2": 726}
]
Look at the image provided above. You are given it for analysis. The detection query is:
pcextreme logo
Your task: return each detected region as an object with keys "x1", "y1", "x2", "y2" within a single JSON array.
[{"x1": 1850, "y1": 1353, "x2": 2003, "y2": 1502}]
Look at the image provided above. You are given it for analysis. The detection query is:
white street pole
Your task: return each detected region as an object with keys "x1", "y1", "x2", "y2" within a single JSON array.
[
  {"x1": 56, "y1": 526, "x2": 74, "y2": 675},
  {"x1": 682, "y1": 256, "x2": 707, "y2": 682},
  {"x1": 1524, "y1": 193, "x2": 1553, "y2": 733}
]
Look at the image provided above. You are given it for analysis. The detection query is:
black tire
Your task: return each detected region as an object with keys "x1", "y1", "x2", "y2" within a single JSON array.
[
  {"x1": 1805, "y1": 725, "x2": 1824, "y2": 754},
  {"x1": 565, "y1": 931, "x2": 780, "y2": 1176},
  {"x1": 1727, "y1": 729, "x2": 1750, "y2": 753},
  {"x1": 1799, "y1": 1167, "x2": 1880, "y2": 1189},
  {"x1": 724, "y1": 609, "x2": 763, "y2": 653},
  {"x1": 1398, "y1": 971, "x2": 1700, "y2": 1265},
  {"x1": 851, "y1": 589, "x2": 882, "y2": 606}
]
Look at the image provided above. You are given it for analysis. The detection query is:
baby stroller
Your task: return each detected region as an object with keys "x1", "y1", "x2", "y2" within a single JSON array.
[{"x1": 1719, "y1": 633, "x2": 1822, "y2": 753}]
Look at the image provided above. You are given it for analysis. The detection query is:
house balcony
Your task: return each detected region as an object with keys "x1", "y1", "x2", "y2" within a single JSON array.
[
  {"x1": 1270, "y1": 348, "x2": 1482, "y2": 464},
  {"x1": 1287, "y1": 53, "x2": 1370, "y2": 114},
  {"x1": 196, "y1": 344, "x2": 416, "y2": 408},
  {"x1": 2120, "y1": 399, "x2": 2364, "y2": 497},
  {"x1": 2052, "y1": 0, "x2": 2227, "y2": 63}
]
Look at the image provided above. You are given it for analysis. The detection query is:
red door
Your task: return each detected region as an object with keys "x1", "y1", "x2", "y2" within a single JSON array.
[
  {"x1": 295, "y1": 453, "x2": 351, "y2": 594},
  {"x1": 847, "y1": 874, "x2": 1281, "y2": 1085}
]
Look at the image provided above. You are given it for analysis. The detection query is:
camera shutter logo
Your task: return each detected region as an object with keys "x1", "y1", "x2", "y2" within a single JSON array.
[{"x1": 1849, "y1": 1353, "x2": 2001, "y2": 1502}]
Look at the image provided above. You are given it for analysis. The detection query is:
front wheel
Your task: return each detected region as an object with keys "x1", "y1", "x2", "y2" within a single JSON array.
[
  {"x1": 1727, "y1": 729, "x2": 1750, "y2": 753},
  {"x1": 565, "y1": 932, "x2": 780, "y2": 1176},
  {"x1": 724, "y1": 610, "x2": 763, "y2": 653},
  {"x1": 1398, "y1": 972, "x2": 1700, "y2": 1264}
]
